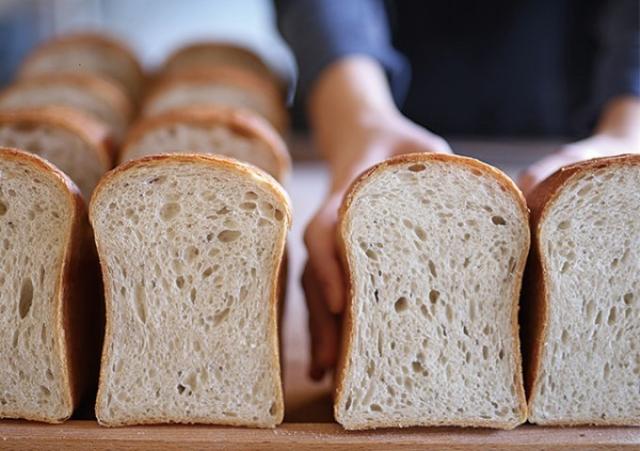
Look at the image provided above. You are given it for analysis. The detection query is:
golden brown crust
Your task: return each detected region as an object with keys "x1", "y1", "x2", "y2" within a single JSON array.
[
  {"x1": 524, "y1": 154, "x2": 640, "y2": 426},
  {"x1": 162, "y1": 41, "x2": 284, "y2": 95},
  {"x1": 142, "y1": 67, "x2": 288, "y2": 133},
  {"x1": 0, "y1": 106, "x2": 115, "y2": 168},
  {"x1": 0, "y1": 74, "x2": 134, "y2": 141},
  {"x1": 89, "y1": 153, "x2": 290, "y2": 427},
  {"x1": 18, "y1": 32, "x2": 144, "y2": 100},
  {"x1": 335, "y1": 152, "x2": 530, "y2": 429},
  {"x1": 119, "y1": 105, "x2": 291, "y2": 180},
  {"x1": 0, "y1": 147, "x2": 101, "y2": 423}
]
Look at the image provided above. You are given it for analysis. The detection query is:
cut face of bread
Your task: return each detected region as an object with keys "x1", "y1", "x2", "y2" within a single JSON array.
[
  {"x1": 335, "y1": 153, "x2": 529, "y2": 430},
  {"x1": 142, "y1": 68, "x2": 287, "y2": 133},
  {"x1": 19, "y1": 33, "x2": 143, "y2": 100},
  {"x1": 0, "y1": 75, "x2": 133, "y2": 142},
  {"x1": 0, "y1": 108, "x2": 112, "y2": 198},
  {"x1": 90, "y1": 154, "x2": 290, "y2": 427},
  {"x1": 525, "y1": 155, "x2": 640, "y2": 425},
  {"x1": 120, "y1": 107, "x2": 290, "y2": 181},
  {"x1": 0, "y1": 147, "x2": 92, "y2": 422}
]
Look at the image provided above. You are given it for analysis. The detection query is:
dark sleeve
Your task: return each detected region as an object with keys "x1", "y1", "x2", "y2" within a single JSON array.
[
  {"x1": 590, "y1": 0, "x2": 639, "y2": 111},
  {"x1": 275, "y1": 0, "x2": 409, "y2": 108}
]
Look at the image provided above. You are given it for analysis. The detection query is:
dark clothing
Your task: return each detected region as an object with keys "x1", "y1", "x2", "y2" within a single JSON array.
[{"x1": 276, "y1": 0, "x2": 640, "y2": 137}]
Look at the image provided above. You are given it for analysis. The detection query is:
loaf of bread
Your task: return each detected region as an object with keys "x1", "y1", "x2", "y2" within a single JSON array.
[
  {"x1": 0, "y1": 107, "x2": 113, "y2": 198},
  {"x1": 0, "y1": 74, "x2": 133, "y2": 142},
  {"x1": 163, "y1": 42, "x2": 276, "y2": 84},
  {"x1": 334, "y1": 153, "x2": 529, "y2": 430},
  {"x1": 90, "y1": 154, "x2": 290, "y2": 427},
  {"x1": 524, "y1": 154, "x2": 640, "y2": 426},
  {"x1": 120, "y1": 106, "x2": 290, "y2": 181},
  {"x1": 0, "y1": 147, "x2": 102, "y2": 423},
  {"x1": 18, "y1": 33, "x2": 144, "y2": 101},
  {"x1": 142, "y1": 67, "x2": 287, "y2": 133}
]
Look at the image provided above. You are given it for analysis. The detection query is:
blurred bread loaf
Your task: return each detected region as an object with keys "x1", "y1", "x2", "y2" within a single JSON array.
[
  {"x1": 334, "y1": 153, "x2": 529, "y2": 430},
  {"x1": 91, "y1": 154, "x2": 290, "y2": 427},
  {"x1": 18, "y1": 33, "x2": 144, "y2": 102},
  {"x1": 120, "y1": 106, "x2": 290, "y2": 181},
  {"x1": 524, "y1": 154, "x2": 640, "y2": 426},
  {"x1": 0, "y1": 107, "x2": 113, "y2": 198},
  {"x1": 0, "y1": 74, "x2": 133, "y2": 143},
  {"x1": 142, "y1": 67, "x2": 287, "y2": 133},
  {"x1": 0, "y1": 147, "x2": 101, "y2": 423}
]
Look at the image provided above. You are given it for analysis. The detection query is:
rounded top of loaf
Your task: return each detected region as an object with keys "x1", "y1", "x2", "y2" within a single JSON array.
[
  {"x1": 0, "y1": 105, "x2": 115, "y2": 169},
  {"x1": 18, "y1": 32, "x2": 145, "y2": 100},
  {"x1": 119, "y1": 105, "x2": 291, "y2": 180},
  {"x1": 89, "y1": 152, "x2": 292, "y2": 226}
]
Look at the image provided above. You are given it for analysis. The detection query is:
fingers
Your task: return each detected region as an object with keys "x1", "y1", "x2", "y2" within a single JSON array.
[
  {"x1": 303, "y1": 208, "x2": 346, "y2": 314},
  {"x1": 302, "y1": 265, "x2": 340, "y2": 381}
]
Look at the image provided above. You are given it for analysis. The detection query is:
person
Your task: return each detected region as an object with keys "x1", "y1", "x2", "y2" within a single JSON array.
[{"x1": 275, "y1": 0, "x2": 640, "y2": 380}]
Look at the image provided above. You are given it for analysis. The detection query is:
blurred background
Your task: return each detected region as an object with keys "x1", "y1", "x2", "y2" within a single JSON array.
[{"x1": 0, "y1": 0, "x2": 296, "y2": 87}]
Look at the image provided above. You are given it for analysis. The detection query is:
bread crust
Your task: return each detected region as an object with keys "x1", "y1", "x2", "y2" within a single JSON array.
[
  {"x1": 0, "y1": 147, "x2": 100, "y2": 423},
  {"x1": 0, "y1": 106, "x2": 115, "y2": 168},
  {"x1": 142, "y1": 67, "x2": 288, "y2": 133},
  {"x1": 18, "y1": 32, "x2": 144, "y2": 100},
  {"x1": 335, "y1": 152, "x2": 530, "y2": 430},
  {"x1": 89, "y1": 153, "x2": 291, "y2": 427},
  {"x1": 163, "y1": 42, "x2": 275, "y2": 81},
  {"x1": 0, "y1": 74, "x2": 134, "y2": 141},
  {"x1": 119, "y1": 105, "x2": 291, "y2": 181},
  {"x1": 524, "y1": 153, "x2": 640, "y2": 426}
]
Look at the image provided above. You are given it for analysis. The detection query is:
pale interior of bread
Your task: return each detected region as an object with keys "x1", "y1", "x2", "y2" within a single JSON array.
[
  {"x1": 22, "y1": 47, "x2": 137, "y2": 96},
  {"x1": 123, "y1": 123, "x2": 280, "y2": 179},
  {"x1": 336, "y1": 160, "x2": 527, "y2": 429},
  {"x1": 0, "y1": 155, "x2": 72, "y2": 421},
  {"x1": 92, "y1": 161, "x2": 286, "y2": 427},
  {"x1": 0, "y1": 85, "x2": 126, "y2": 140},
  {"x1": 530, "y1": 164, "x2": 640, "y2": 424},
  {"x1": 144, "y1": 85, "x2": 275, "y2": 127},
  {"x1": 0, "y1": 124, "x2": 106, "y2": 198},
  {"x1": 169, "y1": 50, "x2": 265, "y2": 74}
]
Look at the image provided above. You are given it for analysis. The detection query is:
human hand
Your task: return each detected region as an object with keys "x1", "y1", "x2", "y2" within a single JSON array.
[
  {"x1": 303, "y1": 109, "x2": 451, "y2": 380},
  {"x1": 519, "y1": 96, "x2": 640, "y2": 196}
]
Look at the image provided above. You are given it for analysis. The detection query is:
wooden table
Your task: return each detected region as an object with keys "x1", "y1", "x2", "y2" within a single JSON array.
[{"x1": 2, "y1": 144, "x2": 639, "y2": 449}]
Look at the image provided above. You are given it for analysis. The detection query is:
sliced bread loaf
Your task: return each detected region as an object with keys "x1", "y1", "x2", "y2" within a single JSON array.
[
  {"x1": 334, "y1": 153, "x2": 529, "y2": 430},
  {"x1": 120, "y1": 106, "x2": 290, "y2": 181},
  {"x1": 0, "y1": 107, "x2": 113, "y2": 198},
  {"x1": 0, "y1": 74, "x2": 133, "y2": 142},
  {"x1": 142, "y1": 67, "x2": 287, "y2": 133},
  {"x1": 524, "y1": 154, "x2": 640, "y2": 426},
  {"x1": 0, "y1": 147, "x2": 101, "y2": 423},
  {"x1": 163, "y1": 42, "x2": 276, "y2": 84},
  {"x1": 18, "y1": 33, "x2": 144, "y2": 101},
  {"x1": 90, "y1": 154, "x2": 290, "y2": 427}
]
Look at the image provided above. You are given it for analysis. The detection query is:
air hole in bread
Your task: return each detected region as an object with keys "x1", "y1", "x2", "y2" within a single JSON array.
[
  {"x1": 160, "y1": 202, "x2": 181, "y2": 221},
  {"x1": 134, "y1": 283, "x2": 147, "y2": 323},
  {"x1": 18, "y1": 277, "x2": 34, "y2": 319},
  {"x1": 414, "y1": 226, "x2": 427, "y2": 241},
  {"x1": 394, "y1": 297, "x2": 409, "y2": 313},
  {"x1": 429, "y1": 289, "x2": 440, "y2": 304},
  {"x1": 218, "y1": 230, "x2": 241, "y2": 242},
  {"x1": 0, "y1": 201, "x2": 7, "y2": 216},
  {"x1": 213, "y1": 307, "x2": 230, "y2": 326},
  {"x1": 482, "y1": 346, "x2": 489, "y2": 360},
  {"x1": 407, "y1": 164, "x2": 425, "y2": 172},
  {"x1": 175, "y1": 276, "x2": 185, "y2": 289},
  {"x1": 245, "y1": 191, "x2": 258, "y2": 200},
  {"x1": 365, "y1": 249, "x2": 378, "y2": 260},
  {"x1": 185, "y1": 246, "x2": 200, "y2": 263},
  {"x1": 274, "y1": 209, "x2": 284, "y2": 221},
  {"x1": 594, "y1": 310, "x2": 603, "y2": 325},
  {"x1": 190, "y1": 287, "x2": 197, "y2": 304},
  {"x1": 176, "y1": 384, "x2": 186, "y2": 395},
  {"x1": 491, "y1": 215, "x2": 506, "y2": 225},
  {"x1": 623, "y1": 292, "x2": 634, "y2": 305},
  {"x1": 2, "y1": 239, "x2": 9, "y2": 251},
  {"x1": 240, "y1": 202, "x2": 256, "y2": 211},
  {"x1": 577, "y1": 184, "x2": 592, "y2": 196},
  {"x1": 607, "y1": 306, "x2": 617, "y2": 326},
  {"x1": 558, "y1": 220, "x2": 570, "y2": 230},
  {"x1": 370, "y1": 403, "x2": 383, "y2": 412},
  {"x1": 39, "y1": 385, "x2": 51, "y2": 397}
]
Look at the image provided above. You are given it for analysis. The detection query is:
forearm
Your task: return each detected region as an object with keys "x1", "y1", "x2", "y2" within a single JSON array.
[
  {"x1": 308, "y1": 56, "x2": 400, "y2": 193},
  {"x1": 596, "y1": 96, "x2": 640, "y2": 143}
]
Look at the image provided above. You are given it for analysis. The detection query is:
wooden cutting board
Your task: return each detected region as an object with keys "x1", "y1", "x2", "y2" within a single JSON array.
[{"x1": 1, "y1": 161, "x2": 638, "y2": 449}]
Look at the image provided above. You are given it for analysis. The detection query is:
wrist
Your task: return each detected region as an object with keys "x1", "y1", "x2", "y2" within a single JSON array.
[{"x1": 596, "y1": 96, "x2": 640, "y2": 143}]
